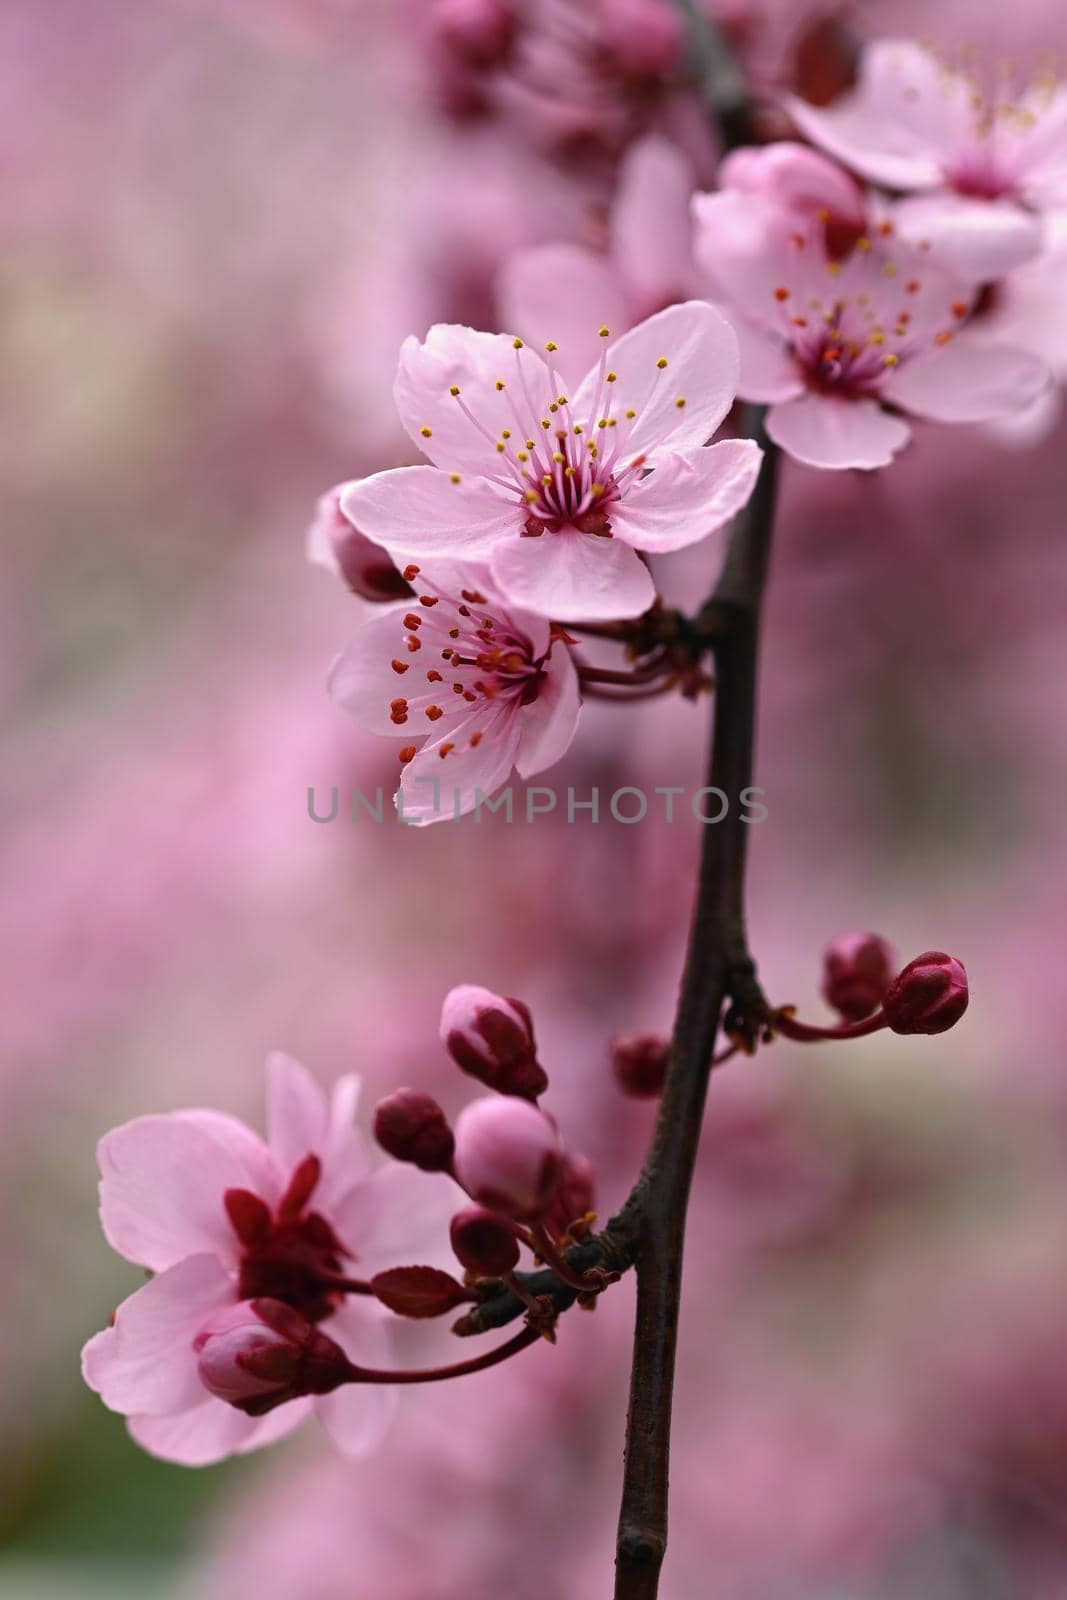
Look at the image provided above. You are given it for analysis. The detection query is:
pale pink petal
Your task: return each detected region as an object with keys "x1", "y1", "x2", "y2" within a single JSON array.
[
  {"x1": 325, "y1": 1075, "x2": 370, "y2": 1181},
  {"x1": 573, "y1": 301, "x2": 740, "y2": 463},
  {"x1": 127, "y1": 1398, "x2": 275, "y2": 1467},
  {"x1": 327, "y1": 606, "x2": 417, "y2": 737},
  {"x1": 396, "y1": 706, "x2": 521, "y2": 825},
  {"x1": 515, "y1": 642, "x2": 581, "y2": 780},
  {"x1": 718, "y1": 142, "x2": 865, "y2": 227},
  {"x1": 394, "y1": 325, "x2": 556, "y2": 474},
  {"x1": 785, "y1": 39, "x2": 966, "y2": 191},
  {"x1": 692, "y1": 192, "x2": 796, "y2": 331},
  {"x1": 729, "y1": 316, "x2": 805, "y2": 403},
  {"x1": 892, "y1": 192, "x2": 1043, "y2": 281},
  {"x1": 265, "y1": 1052, "x2": 329, "y2": 1175},
  {"x1": 766, "y1": 393, "x2": 911, "y2": 470},
  {"x1": 82, "y1": 1255, "x2": 235, "y2": 1416},
  {"x1": 885, "y1": 338, "x2": 1051, "y2": 423},
  {"x1": 611, "y1": 135, "x2": 695, "y2": 309},
  {"x1": 331, "y1": 1163, "x2": 458, "y2": 1276},
  {"x1": 490, "y1": 529, "x2": 656, "y2": 622},
  {"x1": 498, "y1": 244, "x2": 629, "y2": 390},
  {"x1": 99, "y1": 1114, "x2": 277, "y2": 1272},
  {"x1": 340, "y1": 467, "x2": 518, "y2": 560},
  {"x1": 314, "y1": 1301, "x2": 397, "y2": 1458},
  {"x1": 610, "y1": 440, "x2": 762, "y2": 553}
]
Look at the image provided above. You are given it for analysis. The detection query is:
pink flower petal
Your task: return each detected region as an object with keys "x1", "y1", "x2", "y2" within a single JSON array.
[
  {"x1": 572, "y1": 301, "x2": 739, "y2": 464},
  {"x1": 609, "y1": 440, "x2": 762, "y2": 553},
  {"x1": 490, "y1": 527, "x2": 655, "y2": 622},
  {"x1": 340, "y1": 467, "x2": 518, "y2": 561},
  {"x1": 327, "y1": 606, "x2": 417, "y2": 737},
  {"x1": 314, "y1": 1301, "x2": 397, "y2": 1459},
  {"x1": 393, "y1": 324, "x2": 557, "y2": 474},
  {"x1": 611, "y1": 135, "x2": 695, "y2": 310},
  {"x1": 515, "y1": 640, "x2": 581, "y2": 780},
  {"x1": 892, "y1": 192, "x2": 1043, "y2": 282},
  {"x1": 265, "y1": 1051, "x2": 330, "y2": 1176},
  {"x1": 498, "y1": 243, "x2": 629, "y2": 390},
  {"x1": 82, "y1": 1254, "x2": 234, "y2": 1416},
  {"x1": 400, "y1": 707, "x2": 520, "y2": 824},
  {"x1": 766, "y1": 393, "x2": 911, "y2": 470},
  {"x1": 885, "y1": 337, "x2": 1051, "y2": 423},
  {"x1": 99, "y1": 1113, "x2": 278, "y2": 1272},
  {"x1": 127, "y1": 1395, "x2": 310, "y2": 1466},
  {"x1": 785, "y1": 39, "x2": 960, "y2": 192},
  {"x1": 331, "y1": 1162, "x2": 459, "y2": 1276}
]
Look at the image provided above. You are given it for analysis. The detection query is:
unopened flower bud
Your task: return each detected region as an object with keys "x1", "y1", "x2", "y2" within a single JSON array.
[
  {"x1": 611, "y1": 1031, "x2": 669, "y2": 1097},
  {"x1": 822, "y1": 932, "x2": 895, "y2": 1022},
  {"x1": 600, "y1": 0, "x2": 684, "y2": 82},
  {"x1": 373, "y1": 1088, "x2": 455, "y2": 1171},
  {"x1": 306, "y1": 485, "x2": 413, "y2": 602},
  {"x1": 883, "y1": 952, "x2": 969, "y2": 1036},
  {"x1": 441, "y1": 985, "x2": 547, "y2": 1099},
  {"x1": 194, "y1": 1300, "x2": 351, "y2": 1416},
  {"x1": 542, "y1": 1151, "x2": 596, "y2": 1241},
  {"x1": 450, "y1": 1204, "x2": 521, "y2": 1277},
  {"x1": 431, "y1": 0, "x2": 518, "y2": 71},
  {"x1": 453, "y1": 1096, "x2": 563, "y2": 1221}
]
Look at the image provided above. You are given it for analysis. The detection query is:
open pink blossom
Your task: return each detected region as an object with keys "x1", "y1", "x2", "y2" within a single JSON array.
[
  {"x1": 81, "y1": 1054, "x2": 447, "y2": 1465},
  {"x1": 787, "y1": 40, "x2": 1067, "y2": 281},
  {"x1": 329, "y1": 563, "x2": 580, "y2": 824},
  {"x1": 693, "y1": 186, "x2": 1051, "y2": 470},
  {"x1": 340, "y1": 302, "x2": 763, "y2": 621},
  {"x1": 498, "y1": 135, "x2": 698, "y2": 387}
]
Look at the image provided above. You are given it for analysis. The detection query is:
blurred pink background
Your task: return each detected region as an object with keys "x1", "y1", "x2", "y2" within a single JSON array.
[{"x1": 3, "y1": 2, "x2": 1067, "y2": 1596}]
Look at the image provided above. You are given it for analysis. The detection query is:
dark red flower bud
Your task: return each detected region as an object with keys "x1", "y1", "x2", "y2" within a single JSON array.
[
  {"x1": 883, "y1": 952, "x2": 969, "y2": 1036},
  {"x1": 611, "y1": 1032, "x2": 669, "y2": 1097},
  {"x1": 373, "y1": 1088, "x2": 455, "y2": 1172},
  {"x1": 822, "y1": 932, "x2": 895, "y2": 1022},
  {"x1": 450, "y1": 1204, "x2": 521, "y2": 1277},
  {"x1": 194, "y1": 1299, "x2": 352, "y2": 1416},
  {"x1": 440, "y1": 985, "x2": 548, "y2": 1099},
  {"x1": 369, "y1": 1266, "x2": 472, "y2": 1319},
  {"x1": 307, "y1": 485, "x2": 413, "y2": 602},
  {"x1": 431, "y1": 0, "x2": 519, "y2": 70},
  {"x1": 601, "y1": 0, "x2": 684, "y2": 83}
]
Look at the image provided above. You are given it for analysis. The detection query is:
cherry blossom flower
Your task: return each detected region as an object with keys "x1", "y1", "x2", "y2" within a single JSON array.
[
  {"x1": 81, "y1": 1054, "x2": 446, "y2": 1465},
  {"x1": 693, "y1": 182, "x2": 1051, "y2": 469},
  {"x1": 498, "y1": 135, "x2": 699, "y2": 386},
  {"x1": 340, "y1": 303, "x2": 762, "y2": 621},
  {"x1": 306, "y1": 484, "x2": 413, "y2": 602},
  {"x1": 787, "y1": 40, "x2": 1067, "y2": 281},
  {"x1": 329, "y1": 563, "x2": 580, "y2": 824}
]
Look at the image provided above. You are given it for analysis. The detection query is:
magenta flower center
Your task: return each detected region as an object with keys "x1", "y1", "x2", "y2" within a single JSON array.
[{"x1": 225, "y1": 1155, "x2": 348, "y2": 1323}]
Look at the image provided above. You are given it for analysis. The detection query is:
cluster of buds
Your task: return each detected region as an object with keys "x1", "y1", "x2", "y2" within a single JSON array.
[
  {"x1": 775, "y1": 938, "x2": 969, "y2": 1045},
  {"x1": 372, "y1": 985, "x2": 597, "y2": 1319}
]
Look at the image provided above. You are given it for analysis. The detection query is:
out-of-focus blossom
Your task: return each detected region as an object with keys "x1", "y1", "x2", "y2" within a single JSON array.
[
  {"x1": 499, "y1": 135, "x2": 698, "y2": 385},
  {"x1": 82, "y1": 1054, "x2": 445, "y2": 1464},
  {"x1": 788, "y1": 39, "x2": 1067, "y2": 280},
  {"x1": 972, "y1": 211, "x2": 1067, "y2": 442},
  {"x1": 328, "y1": 563, "x2": 581, "y2": 823},
  {"x1": 716, "y1": 139, "x2": 868, "y2": 251},
  {"x1": 373, "y1": 1089, "x2": 456, "y2": 1171},
  {"x1": 821, "y1": 931, "x2": 895, "y2": 1021},
  {"x1": 694, "y1": 173, "x2": 1051, "y2": 468},
  {"x1": 306, "y1": 484, "x2": 413, "y2": 601},
  {"x1": 340, "y1": 304, "x2": 762, "y2": 619},
  {"x1": 611, "y1": 1030, "x2": 670, "y2": 1096}
]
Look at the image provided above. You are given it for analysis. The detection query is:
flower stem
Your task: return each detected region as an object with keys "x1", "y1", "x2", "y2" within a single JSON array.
[
  {"x1": 348, "y1": 1325, "x2": 540, "y2": 1385},
  {"x1": 613, "y1": 418, "x2": 780, "y2": 1599}
]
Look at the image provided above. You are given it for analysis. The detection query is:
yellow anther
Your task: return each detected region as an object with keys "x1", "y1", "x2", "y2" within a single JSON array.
[
  {"x1": 573, "y1": 424, "x2": 583, "y2": 434},
  {"x1": 420, "y1": 426, "x2": 433, "y2": 437},
  {"x1": 598, "y1": 325, "x2": 610, "y2": 338},
  {"x1": 541, "y1": 419, "x2": 551, "y2": 429},
  {"x1": 545, "y1": 340, "x2": 558, "y2": 352},
  {"x1": 625, "y1": 408, "x2": 636, "y2": 418},
  {"x1": 597, "y1": 418, "x2": 608, "y2": 429},
  {"x1": 564, "y1": 465, "x2": 576, "y2": 477},
  {"x1": 495, "y1": 442, "x2": 506, "y2": 453},
  {"x1": 826, "y1": 262, "x2": 841, "y2": 277},
  {"x1": 525, "y1": 439, "x2": 535, "y2": 449},
  {"x1": 495, "y1": 379, "x2": 506, "y2": 391},
  {"x1": 501, "y1": 428, "x2": 511, "y2": 439},
  {"x1": 542, "y1": 474, "x2": 552, "y2": 485},
  {"x1": 557, "y1": 395, "x2": 568, "y2": 406},
  {"x1": 512, "y1": 337, "x2": 524, "y2": 349},
  {"x1": 449, "y1": 385, "x2": 460, "y2": 396},
  {"x1": 883, "y1": 353, "x2": 900, "y2": 366},
  {"x1": 656, "y1": 357, "x2": 668, "y2": 369},
  {"x1": 449, "y1": 473, "x2": 461, "y2": 484},
  {"x1": 525, "y1": 489, "x2": 538, "y2": 501},
  {"x1": 517, "y1": 450, "x2": 529, "y2": 462},
  {"x1": 883, "y1": 261, "x2": 899, "y2": 277},
  {"x1": 549, "y1": 402, "x2": 559, "y2": 413},
  {"x1": 591, "y1": 483, "x2": 605, "y2": 497},
  {"x1": 856, "y1": 236, "x2": 872, "y2": 252},
  {"x1": 606, "y1": 371, "x2": 617, "y2": 382},
  {"x1": 552, "y1": 451, "x2": 565, "y2": 463},
  {"x1": 675, "y1": 396, "x2": 686, "y2": 408}
]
